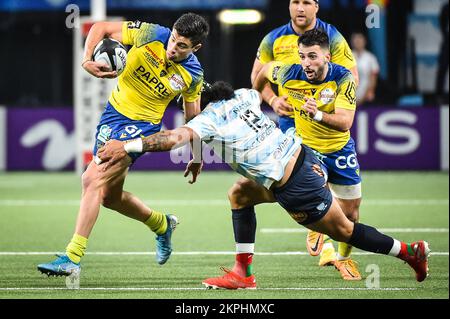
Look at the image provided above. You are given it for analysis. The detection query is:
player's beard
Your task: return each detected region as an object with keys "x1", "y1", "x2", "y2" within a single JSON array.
[{"x1": 309, "y1": 64, "x2": 326, "y2": 83}]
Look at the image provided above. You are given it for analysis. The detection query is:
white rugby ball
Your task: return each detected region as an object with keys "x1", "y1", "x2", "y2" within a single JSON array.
[{"x1": 92, "y1": 38, "x2": 127, "y2": 76}]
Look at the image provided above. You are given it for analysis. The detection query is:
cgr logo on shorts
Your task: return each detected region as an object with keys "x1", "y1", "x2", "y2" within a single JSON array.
[{"x1": 335, "y1": 154, "x2": 358, "y2": 169}]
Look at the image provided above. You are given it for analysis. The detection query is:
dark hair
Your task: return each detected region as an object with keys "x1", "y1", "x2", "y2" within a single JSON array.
[
  {"x1": 200, "y1": 81, "x2": 235, "y2": 109},
  {"x1": 298, "y1": 29, "x2": 330, "y2": 50},
  {"x1": 173, "y1": 13, "x2": 209, "y2": 46}
]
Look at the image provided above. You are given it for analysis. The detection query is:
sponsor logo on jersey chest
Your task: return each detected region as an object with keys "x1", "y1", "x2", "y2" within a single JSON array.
[{"x1": 319, "y1": 88, "x2": 336, "y2": 104}]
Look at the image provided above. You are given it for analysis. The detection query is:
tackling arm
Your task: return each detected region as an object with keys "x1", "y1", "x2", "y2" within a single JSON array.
[
  {"x1": 142, "y1": 127, "x2": 194, "y2": 152},
  {"x1": 96, "y1": 127, "x2": 198, "y2": 170}
]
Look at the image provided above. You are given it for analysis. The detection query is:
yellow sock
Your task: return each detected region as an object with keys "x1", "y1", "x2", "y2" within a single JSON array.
[
  {"x1": 144, "y1": 210, "x2": 167, "y2": 235},
  {"x1": 65, "y1": 234, "x2": 88, "y2": 264},
  {"x1": 322, "y1": 235, "x2": 335, "y2": 251},
  {"x1": 338, "y1": 242, "x2": 353, "y2": 260}
]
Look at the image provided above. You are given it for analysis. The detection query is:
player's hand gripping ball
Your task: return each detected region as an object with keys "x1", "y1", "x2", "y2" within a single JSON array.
[{"x1": 92, "y1": 38, "x2": 127, "y2": 76}]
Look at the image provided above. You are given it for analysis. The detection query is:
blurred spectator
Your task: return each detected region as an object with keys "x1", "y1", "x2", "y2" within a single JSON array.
[
  {"x1": 436, "y1": 2, "x2": 449, "y2": 96},
  {"x1": 351, "y1": 32, "x2": 379, "y2": 105}
]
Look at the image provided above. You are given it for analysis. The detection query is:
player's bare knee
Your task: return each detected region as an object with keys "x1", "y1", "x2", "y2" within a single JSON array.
[
  {"x1": 228, "y1": 182, "x2": 249, "y2": 208},
  {"x1": 81, "y1": 170, "x2": 96, "y2": 191},
  {"x1": 101, "y1": 192, "x2": 120, "y2": 209},
  {"x1": 336, "y1": 223, "x2": 354, "y2": 242},
  {"x1": 346, "y1": 209, "x2": 360, "y2": 223}
]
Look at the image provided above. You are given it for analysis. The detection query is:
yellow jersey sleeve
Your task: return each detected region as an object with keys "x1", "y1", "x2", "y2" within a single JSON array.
[
  {"x1": 108, "y1": 21, "x2": 204, "y2": 124},
  {"x1": 257, "y1": 33, "x2": 275, "y2": 64},
  {"x1": 266, "y1": 62, "x2": 295, "y2": 86},
  {"x1": 121, "y1": 21, "x2": 162, "y2": 47},
  {"x1": 329, "y1": 32, "x2": 357, "y2": 71},
  {"x1": 335, "y1": 73, "x2": 357, "y2": 110}
]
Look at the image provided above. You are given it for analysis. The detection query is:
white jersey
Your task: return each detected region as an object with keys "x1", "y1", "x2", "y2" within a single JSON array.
[{"x1": 185, "y1": 88, "x2": 302, "y2": 189}]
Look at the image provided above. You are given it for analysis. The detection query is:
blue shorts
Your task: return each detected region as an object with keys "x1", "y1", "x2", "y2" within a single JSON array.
[
  {"x1": 278, "y1": 116, "x2": 295, "y2": 133},
  {"x1": 93, "y1": 102, "x2": 162, "y2": 163},
  {"x1": 273, "y1": 146, "x2": 333, "y2": 225},
  {"x1": 311, "y1": 138, "x2": 362, "y2": 186}
]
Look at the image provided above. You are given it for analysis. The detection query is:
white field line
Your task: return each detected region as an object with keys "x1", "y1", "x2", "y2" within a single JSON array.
[
  {"x1": 0, "y1": 199, "x2": 448, "y2": 206},
  {"x1": 261, "y1": 228, "x2": 449, "y2": 234},
  {"x1": 0, "y1": 287, "x2": 417, "y2": 292},
  {"x1": 0, "y1": 251, "x2": 447, "y2": 256}
]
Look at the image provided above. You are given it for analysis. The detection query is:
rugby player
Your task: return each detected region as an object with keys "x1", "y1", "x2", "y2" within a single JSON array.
[
  {"x1": 96, "y1": 81, "x2": 430, "y2": 289},
  {"x1": 244, "y1": 0, "x2": 361, "y2": 275},
  {"x1": 37, "y1": 13, "x2": 209, "y2": 276},
  {"x1": 253, "y1": 29, "x2": 363, "y2": 280}
]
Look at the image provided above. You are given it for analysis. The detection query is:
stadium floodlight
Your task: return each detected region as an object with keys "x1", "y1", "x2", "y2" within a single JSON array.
[{"x1": 218, "y1": 9, "x2": 264, "y2": 25}]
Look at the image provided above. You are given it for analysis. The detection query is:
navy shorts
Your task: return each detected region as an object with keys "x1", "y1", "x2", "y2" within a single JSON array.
[
  {"x1": 93, "y1": 102, "x2": 162, "y2": 163},
  {"x1": 311, "y1": 138, "x2": 361, "y2": 186},
  {"x1": 273, "y1": 145, "x2": 333, "y2": 225},
  {"x1": 278, "y1": 115, "x2": 295, "y2": 133}
]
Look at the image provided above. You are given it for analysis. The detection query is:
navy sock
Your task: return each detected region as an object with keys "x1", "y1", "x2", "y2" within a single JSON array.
[
  {"x1": 348, "y1": 223, "x2": 394, "y2": 255},
  {"x1": 232, "y1": 207, "x2": 257, "y2": 243}
]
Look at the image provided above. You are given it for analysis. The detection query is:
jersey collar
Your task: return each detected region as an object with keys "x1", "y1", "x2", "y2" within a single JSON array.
[{"x1": 288, "y1": 19, "x2": 320, "y2": 36}]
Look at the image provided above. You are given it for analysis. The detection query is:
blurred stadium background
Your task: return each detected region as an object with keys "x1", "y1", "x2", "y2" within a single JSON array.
[{"x1": 0, "y1": 0, "x2": 448, "y2": 299}]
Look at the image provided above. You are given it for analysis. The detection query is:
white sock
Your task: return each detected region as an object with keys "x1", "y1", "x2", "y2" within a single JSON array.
[
  {"x1": 236, "y1": 243, "x2": 254, "y2": 254},
  {"x1": 388, "y1": 239, "x2": 401, "y2": 257}
]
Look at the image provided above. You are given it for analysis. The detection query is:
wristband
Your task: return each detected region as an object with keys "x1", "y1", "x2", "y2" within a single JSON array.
[
  {"x1": 124, "y1": 139, "x2": 143, "y2": 153},
  {"x1": 268, "y1": 95, "x2": 277, "y2": 107},
  {"x1": 313, "y1": 110, "x2": 323, "y2": 122},
  {"x1": 94, "y1": 156, "x2": 103, "y2": 165}
]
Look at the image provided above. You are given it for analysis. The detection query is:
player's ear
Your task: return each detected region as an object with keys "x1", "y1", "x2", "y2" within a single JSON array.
[
  {"x1": 192, "y1": 43, "x2": 202, "y2": 53},
  {"x1": 324, "y1": 50, "x2": 331, "y2": 62}
]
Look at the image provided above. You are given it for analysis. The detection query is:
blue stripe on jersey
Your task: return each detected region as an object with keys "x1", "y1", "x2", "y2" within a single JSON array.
[
  {"x1": 179, "y1": 53, "x2": 204, "y2": 86},
  {"x1": 264, "y1": 18, "x2": 343, "y2": 50},
  {"x1": 149, "y1": 24, "x2": 171, "y2": 48},
  {"x1": 282, "y1": 63, "x2": 352, "y2": 85},
  {"x1": 314, "y1": 19, "x2": 345, "y2": 50}
]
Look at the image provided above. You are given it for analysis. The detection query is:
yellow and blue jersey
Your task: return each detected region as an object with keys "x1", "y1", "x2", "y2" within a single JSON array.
[
  {"x1": 109, "y1": 21, "x2": 204, "y2": 124},
  {"x1": 257, "y1": 19, "x2": 356, "y2": 69},
  {"x1": 257, "y1": 19, "x2": 356, "y2": 120},
  {"x1": 266, "y1": 62, "x2": 357, "y2": 154}
]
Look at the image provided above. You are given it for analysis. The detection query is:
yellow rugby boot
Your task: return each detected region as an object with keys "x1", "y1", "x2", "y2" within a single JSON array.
[{"x1": 334, "y1": 259, "x2": 362, "y2": 281}]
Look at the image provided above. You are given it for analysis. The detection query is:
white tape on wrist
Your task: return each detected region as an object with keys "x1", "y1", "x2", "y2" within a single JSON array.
[
  {"x1": 94, "y1": 156, "x2": 103, "y2": 165},
  {"x1": 124, "y1": 139, "x2": 143, "y2": 153},
  {"x1": 313, "y1": 110, "x2": 323, "y2": 122}
]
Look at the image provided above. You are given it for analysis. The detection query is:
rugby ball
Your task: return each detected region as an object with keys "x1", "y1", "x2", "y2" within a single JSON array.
[{"x1": 92, "y1": 38, "x2": 127, "y2": 76}]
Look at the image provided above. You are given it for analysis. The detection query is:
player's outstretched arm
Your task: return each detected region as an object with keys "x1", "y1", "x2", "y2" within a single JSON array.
[
  {"x1": 97, "y1": 127, "x2": 197, "y2": 170},
  {"x1": 141, "y1": 127, "x2": 195, "y2": 152}
]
